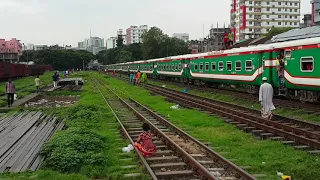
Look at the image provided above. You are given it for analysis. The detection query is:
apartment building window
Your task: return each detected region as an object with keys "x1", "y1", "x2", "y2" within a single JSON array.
[
  {"x1": 249, "y1": 7, "x2": 252, "y2": 11},
  {"x1": 249, "y1": 21, "x2": 252, "y2": 25},
  {"x1": 285, "y1": 22, "x2": 287, "y2": 25},
  {"x1": 267, "y1": 15, "x2": 269, "y2": 18},
  {"x1": 294, "y1": 22, "x2": 297, "y2": 25},
  {"x1": 278, "y1": 8, "x2": 281, "y2": 11},
  {"x1": 290, "y1": 9, "x2": 292, "y2": 12},
  {"x1": 290, "y1": 3, "x2": 292, "y2": 6},
  {"x1": 249, "y1": 28, "x2": 252, "y2": 32},
  {"x1": 249, "y1": 15, "x2": 253, "y2": 18},
  {"x1": 295, "y1": 3, "x2": 298, "y2": 6},
  {"x1": 267, "y1": 7, "x2": 270, "y2": 11},
  {"x1": 285, "y1": 15, "x2": 287, "y2": 18},
  {"x1": 278, "y1": 22, "x2": 281, "y2": 25},
  {"x1": 267, "y1": 22, "x2": 270, "y2": 25},
  {"x1": 249, "y1": 1, "x2": 252, "y2": 4},
  {"x1": 290, "y1": 22, "x2": 292, "y2": 25},
  {"x1": 267, "y1": 2, "x2": 270, "y2": 5},
  {"x1": 278, "y1": 2, "x2": 281, "y2": 5},
  {"x1": 285, "y1": 2, "x2": 287, "y2": 5},
  {"x1": 278, "y1": 15, "x2": 281, "y2": 18},
  {"x1": 290, "y1": 16, "x2": 292, "y2": 18}
]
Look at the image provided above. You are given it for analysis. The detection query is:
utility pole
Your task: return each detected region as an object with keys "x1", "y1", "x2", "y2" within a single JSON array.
[{"x1": 83, "y1": 59, "x2": 85, "y2": 71}]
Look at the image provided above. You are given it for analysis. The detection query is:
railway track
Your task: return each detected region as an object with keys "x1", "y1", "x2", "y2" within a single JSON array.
[
  {"x1": 92, "y1": 77, "x2": 257, "y2": 180},
  {"x1": 148, "y1": 78, "x2": 320, "y2": 113},
  {"x1": 141, "y1": 83, "x2": 320, "y2": 155}
]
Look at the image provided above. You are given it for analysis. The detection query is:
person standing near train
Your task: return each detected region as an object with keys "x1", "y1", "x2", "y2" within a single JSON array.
[
  {"x1": 259, "y1": 77, "x2": 275, "y2": 119},
  {"x1": 5, "y1": 79, "x2": 16, "y2": 107},
  {"x1": 52, "y1": 72, "x2": 59, "y2": 87}
]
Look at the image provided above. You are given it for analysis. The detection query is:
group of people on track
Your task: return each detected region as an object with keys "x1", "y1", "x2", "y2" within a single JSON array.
[{"x1": 128, "y1": 71, "x2": 147, "y2": 85}]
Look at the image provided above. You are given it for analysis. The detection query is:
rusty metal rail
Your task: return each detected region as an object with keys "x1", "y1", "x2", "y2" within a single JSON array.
[
  {"x1": 93, "y1": 76, "x2": 256, "y2": 180},
  {"x1": 142, "y1": 83, "x2": 320, "y2": 154}
]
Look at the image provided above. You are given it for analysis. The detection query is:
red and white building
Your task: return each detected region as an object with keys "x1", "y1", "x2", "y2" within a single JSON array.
[
  {"x1": 126, "y1": 25, "x2": 148, "y2": 45},
  {"x1": 230, "y1": 0, "x2": 300, "y2": 42},
  {"x1": 0, "y1": 38, "x2": 23, "y2": 62}
]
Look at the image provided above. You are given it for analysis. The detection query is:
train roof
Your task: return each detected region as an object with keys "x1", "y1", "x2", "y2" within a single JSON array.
[{"x1": 107, "y1": 36, "x2": 320, "y2": 66}]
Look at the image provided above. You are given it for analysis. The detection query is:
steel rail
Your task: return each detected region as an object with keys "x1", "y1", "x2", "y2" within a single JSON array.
[
  {"x1": 128, "y1": 98, "x2": 256, "y2": 180},
  {"x1": 91, "y1": 77, "x2": 158, "y2": 180},
  {"x1": 103, "y1": 79, "x2": 218, "y2": 180},
  {"x1": 143, "y1": 84, "x2": 320, "y2": 149}
]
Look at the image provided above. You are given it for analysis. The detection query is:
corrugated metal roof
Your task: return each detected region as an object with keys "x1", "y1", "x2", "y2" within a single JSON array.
[{"x1": 272, "y1": 26, "x2": 320, "y2": 42}]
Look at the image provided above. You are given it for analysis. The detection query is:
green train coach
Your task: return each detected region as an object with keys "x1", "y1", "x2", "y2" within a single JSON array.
[{"x1": 106, "y1": 37, "x2": 320, "y2": 103}]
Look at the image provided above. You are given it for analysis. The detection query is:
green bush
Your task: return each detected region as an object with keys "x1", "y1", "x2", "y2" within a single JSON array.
[{"x1": 42, "y1": 127, "x2": 106, "y2": 173}]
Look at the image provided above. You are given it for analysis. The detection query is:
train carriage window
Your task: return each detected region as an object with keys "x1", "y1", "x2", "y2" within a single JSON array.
[
  {"x1": 218, "y1": 62, "x2": 224, "y2": 71},
  {"x1": 235, "y1": 61, "x2": 242, "y2": 71},
  {"x1": 199, "y1": 63, "x2": 203, "y2": 71},
  {"x1": 178, "y1": 64, "x2": 182, "y2": 70},
  {"x1": 226, "y1": 61, "x2": 232, "y2": 71},
  {"x1": 205, "y1": 62, "x2": 209, "y2": 71},
  {"x1": 245, "y1": 60, "x2": 253, "y2": 71},
  {"x1": 211, "y1": 62, "x2": 216, "y2": 71},
  {"x1": 166, "y1": 64, "x2": 169, "y2": 70},
  {"x1": 284, "y1": 50, "x2": 292, "y2": 58},
  {"x1": 175, "y1": 64, "x2": 178, "y2": 71},
  {"x1": 194, "y1": 63, "x2": 198, "y2": 70},
  {"x1": 301, "y1": 57, "x2": 314, "y2": 72}
]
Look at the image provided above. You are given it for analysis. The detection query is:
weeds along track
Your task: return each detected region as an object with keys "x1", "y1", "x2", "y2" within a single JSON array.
[
  {"x1": 92, "y1": 77, "x2": 256, "y2": 180},
  {"x1": 145, "y1": 78, "x2": 320, "y2": 113},
  {"x1": 142, "y1": 83, "x2": 320, "y2": 155}
]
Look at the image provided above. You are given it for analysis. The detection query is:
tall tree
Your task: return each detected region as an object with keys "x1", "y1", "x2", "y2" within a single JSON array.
[
  {"x1": 116, "y1": 35, "x2": 124, "y2": 47},
  {"x1": 265, "y1": 27, "x2": 295, "y2": 37},
  {"x1": 141, "y1": 27, "x2": 168, "y2": 59},
  {"x1": 114, "y1": 50, "x2": 133, "y2": 63}
]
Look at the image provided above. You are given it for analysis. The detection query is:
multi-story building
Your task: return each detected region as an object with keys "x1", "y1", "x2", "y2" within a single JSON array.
[
  {"x1": 106, "y1": 37, "x2": 117, "y2": 49},
  {"x1": 126, "y1": 25, "x2": 148, "y2": 45},
  {"x1": 300, "y1": 14, "x2": 312, "y2": 28},
  {"x1": 209, "y1": 27, "x2": 231, "y2": 51},
  {"x1": 0, "y1": 38, "x2": 23, "y2": 62},
  {"x1": 78, "y1": 36, "x2": 104, "y2": 54},
  {"x1": 22, "y1": 43, "x2": 34, "y2": 51},
  {"x1": 230, "y1": 0, "x2": 301, "y2": 42},
  {"x1": 117, "y1": 29, "x2": 127, "y2": 45},
  {"x1": 311, "y1": 0, "x2": 320, "y2": 25},
  {"x1": 172, "y1": 33, "x2": 189, "y2": 42},
  {"x1": 34, "y1": 45, "x2": 48, "y2": 51}
]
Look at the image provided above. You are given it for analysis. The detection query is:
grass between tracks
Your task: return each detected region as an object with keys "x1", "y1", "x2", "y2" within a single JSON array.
[
  {"x1": 148, "y1": 80, "x2": 320, "y2": 123},
  {"x1": 0, "y1": 72, "x2": 149, "y2": 180},
  {"x1": 0, "y1": 71, "x2": 54, "y2": 107},
  {"x1": 104, "y1": 74, "x2": 320, "y2": 180}
]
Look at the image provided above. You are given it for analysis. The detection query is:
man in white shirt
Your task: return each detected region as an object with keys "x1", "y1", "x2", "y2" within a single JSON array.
[
  {"x1": 35, "y1": 76, "x2": 40, "y2": 93},
  {"x1": 259, "y1": 77, "x2": 275, "y2": 119}
]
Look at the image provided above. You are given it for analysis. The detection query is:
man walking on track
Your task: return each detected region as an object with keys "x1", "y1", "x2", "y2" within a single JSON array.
[
  {"x1": 35, "y1": 76, "x2": 40, "y2": 93},
  {"x1": 5, "y1": 79, "x2": 16, "y2": 107},
  {"x1": 259, "y1": 77, "x2": 275, "y2": 119}
]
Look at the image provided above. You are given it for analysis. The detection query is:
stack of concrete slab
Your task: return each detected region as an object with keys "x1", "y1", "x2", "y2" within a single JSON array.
[
  {"x1": 57, "y1": 78, "x2": 84, "y2": 86},
  {"x1": 0, "y1": 111, "x2": 64, "y2": 172}
]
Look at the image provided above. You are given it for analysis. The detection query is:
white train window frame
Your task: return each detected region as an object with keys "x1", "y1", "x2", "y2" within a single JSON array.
[
  {"x1": 300, "y1": 56, "x2": 314, "y2": 72},
  {"x1": 218, "y1": 61, "x2": 224, "y2": 71},
  {"x1": 226, "y1": 61, "x2": 232, "y2": 71},
  {"x1": 211, "y1": 62, "x2": 216, "y2": 71},
  {"x1": 194, "y1": 63, "x2": 198, "y2": 71},
  {"x1": 235, "y1": 61, "x2": 242, "y2": 71},
  {"x1": 205, "y1": 62, "x2": 209, "y2": 71},
  {"x1": 199, "y1": 62, "x2": 203, "y2": 71},
  {"x1": 245, "y1": 60, "x2": 253, "y2": 71}
]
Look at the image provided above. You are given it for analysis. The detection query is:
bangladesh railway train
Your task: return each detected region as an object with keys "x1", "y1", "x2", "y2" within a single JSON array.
[
  {"x1": 104, "y1": 37, "x2": 320, "y2": 103},
  {"x1": 0, "y1": 62, "x2": 52, "y2": 80}
]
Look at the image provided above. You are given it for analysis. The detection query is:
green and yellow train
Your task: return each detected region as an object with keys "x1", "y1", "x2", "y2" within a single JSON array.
[{"x1": 104, "y1": 37, "x2": 320, "y2": 103}]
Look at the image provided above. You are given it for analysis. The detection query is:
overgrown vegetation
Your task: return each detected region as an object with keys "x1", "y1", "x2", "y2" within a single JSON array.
[{"x1": 104, "y1": 75, "x2": 320, "y2": 180}]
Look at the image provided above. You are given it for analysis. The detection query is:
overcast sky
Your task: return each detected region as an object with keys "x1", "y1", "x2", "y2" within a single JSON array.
[{"x1": 0, "y1": 0, "x2": 312, "y2": 47}]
